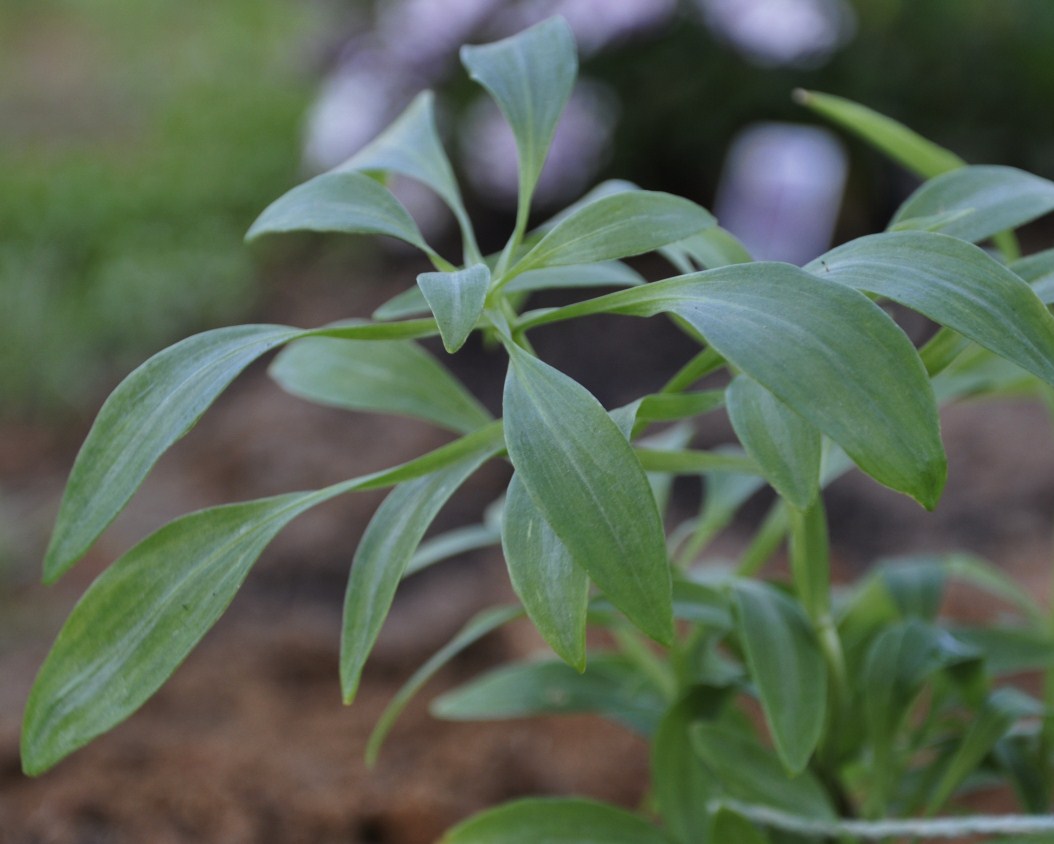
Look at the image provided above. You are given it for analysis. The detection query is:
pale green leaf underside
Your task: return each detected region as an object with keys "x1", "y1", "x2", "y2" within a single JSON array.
[
  {"x1": 516, "y1": 190, "x2": 716, "y2": 272},
  {"x1": 440, "y1": 798, "x2": 676, "y2": 844},
  {"x1": 245, "y1": 170, "x2": 431, "y2": 252},
  {"x1": 460, "y1": 17, "x2": 577, "y2": 205},
  {"x1": 417, "y1": 263, "x2": 490, "y2": 353},
  {"x1": 809, "y1": 231, "x2": 1054, "y2": 388},
  {"x1": 502, "y1": 346, "x2": 673, "y2": 643},
  {"x1": 733, "y1": 581, "x2": 827, "y2": 773},
  {"x1": 340, "y1": 444, "x2": 498, "y2": 703},
  {"x1": 891, "y1": 165, "x2": 1054, "y2": 244},
  {"x1": 502, "y1": 475, "x2": 589, "y2": 669},
  {"x1": 726, "y1": 375, "x2": 821, "y2": 510},
  {"x1": 522, "y1": 263, "x2": 945, "y2": 508},
  {"x1": 270, "y1": 335, "x2": 491, "y2": 433},
  {"x1": 795, "y1": 89, "x2": 964, "y2": 179}
]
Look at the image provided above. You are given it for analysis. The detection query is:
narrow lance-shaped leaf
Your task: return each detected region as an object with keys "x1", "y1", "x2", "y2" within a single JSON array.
[
  {"x1": 692, "y1": 723, "x2": 836, "y2": 818},
  {"x1": 417, "y1": 263, "x2": 490, "y2": 353},
  {"x1": 808, "y1": 231, "x2": 1054, "y2": 387},
  {"x1": 440, "y1": 798, "x2": 678, "y2": 844},
  {"x1": 503, "y1": 475, "x2": 589, "y2": 669},
  {"x1": 338, "y1": 90, "x2": 479, "y2": 260},
  {"x1": 245, "y1": 170, "x2": 434, "y2": 255},
  {"x1": 365, "y1": 605, "x2": 522, "y2": 766},
  {"x1": 43, "y1": 325, "x2": 300, "y2": 582},
  {"x1": 890, "y1": 165, "x2": 1054, "y2": 244},
  {"x1": 23, "y1": 422, "x2": 505, "y2": 776},
  {"x1": 726, "y1": 374, "x2": 820, "y2": 511},
  {"x1": 794, "y1": 89, "x2": 964, "y2": 179},
  {"x1": 519, "y1": 263, "x2": 946, "y2": 508},
  {"x1": 270, "y1": 335, "x2": 491, "y2": 434},
  {"x1": 432, "y1": 655, "x2": 668, "y2": 734},
  {"x1": 341, "y1": 440, "x2": 501, "y2": 703},
  {"x1": 513, "y1": 190, "x2": 715, "y2": 274},
  {"x1": 502, "y1": 344, "x2": 673, "y2": 644},
  {"x1": 733, "y1": 581, "x2": 827, "y2": 773},
  {"x1": 460, "y1": 17, "x2": 577, "y2": 215}
]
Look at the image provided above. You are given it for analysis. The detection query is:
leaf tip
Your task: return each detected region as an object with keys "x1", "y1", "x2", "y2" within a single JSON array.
[{"x1": 792, "y1": 87, "x2": 812, "y2": 106}]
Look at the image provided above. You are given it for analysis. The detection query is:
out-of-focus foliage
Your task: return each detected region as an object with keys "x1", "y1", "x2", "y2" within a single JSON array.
[{"x1": 0, "y1": 0, "x2": 321, "y2": 418}]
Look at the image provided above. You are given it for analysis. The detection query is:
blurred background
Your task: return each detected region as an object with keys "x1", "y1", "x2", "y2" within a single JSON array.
[{"x1": 3, "y1": 1, "x2": 1054, "y2": 841}]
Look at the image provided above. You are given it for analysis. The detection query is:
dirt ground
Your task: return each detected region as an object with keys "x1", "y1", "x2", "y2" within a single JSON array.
[{"x1": 2, "y1": 265, "x2": 1054, "y2": 843}]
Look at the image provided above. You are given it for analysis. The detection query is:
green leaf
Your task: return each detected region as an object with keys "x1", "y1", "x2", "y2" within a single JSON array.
[
  {"x1": 890, "y1": 166, "x2": 1054, "y2": 243},
  {"x1": 432, "y1": 654, "x2": 667, "y2": 734},
  {"x1": 460, "y1": 17, "x2": 577, "y2": 213},
  {"x1": 24, "y1": 490, "x2": 332, "y2": 776},
  {"x1": 638, "y1": 390, "x2": 725, "y2": 423},
  {"x1": 245, "y1": 170, "x2": 433, "y2": 253},
  {"x1": 710, "y1": 809, "x2": 770, "y2": 844},
  {"x1": 652, "y1": 689, "x2": 730, "y2": 844},
  {"x1": 515, "y1": 190, "x2": 715, "y2": 273},
  {"x1": 794, "y1": 89, "x2": 964, "y2": 179},
  {"x1": 521, "y1": 263, "x2": 946, "y2": 508},
  {"x1": 692, "y1": 723, "x2": 835, "y2": 818},
  {"x1": 733, "y1": 581, "x2": 827, "y2": 773},
  {"x1": 405, "y1": 523, "x2": 500, "y2": 578},
  {"x1": 339, "y1": 90, "x2": 477, "y2": 259},
  {"x1": 507, "y1": 260, "x2": 645, "y2": 293},
  {"x1": 951, "y1": 626, "x2": 1054, "y2": 675},
  {"x1": 502, "y1": 345, "x2": 673, "y2": 643},
  {"x1": 440, "y1": 798, "x2": 677, "y2": 844},
  {"x1": 270, "y1": 335, "x2": 491, "y2": 434},
  {"x1": 877, "y1": 557, "x2": 946, "y2": 621},
  {"x1": 25, "y1": 423, "x2": 506, "y2": 775},
  {"x1": 726, "y1": 375, "x2": 820, "y2": 510},
  {"x1": 502, "y1": 474, "x2": 589, "y2": 669},
  {"x1": 861, "y1": 620, "x2": 979, "y2": 808},
  {"x1": 664, "y1": 228, "x2": 753, "y2": 270},
  {"x1": 43, "y1": 324, "x2": 301, "y2": 582},
  {"x1": 809, "y1": 232, "x2": 1054, "y2": 387},
  {"x1": 366, "y1": 605, "x2": 521, "y2": 766},
  {"x1": 926, "y1": 687, "x2": 1046, "y2": 814},
  {"x1": 340, "y1": 441, "x2": 499, "y2": 703},
  {"x1": 417, "y1": 264, "x2": 490, "y2": 353}
]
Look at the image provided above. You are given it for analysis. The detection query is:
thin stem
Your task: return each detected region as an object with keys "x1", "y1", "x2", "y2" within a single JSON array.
[{"x1": 735, "y1": 501, "x2": 788, "y2": 577}]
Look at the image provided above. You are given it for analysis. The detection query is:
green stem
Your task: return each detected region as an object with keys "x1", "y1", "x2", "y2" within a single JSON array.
[{"x1": 735, "y1": 501, "x2": 788, "y2": 577}]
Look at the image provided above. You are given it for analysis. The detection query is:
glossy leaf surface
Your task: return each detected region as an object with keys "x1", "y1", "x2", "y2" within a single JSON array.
[
  {"x1": 503, "y1": 345, "x2": 673, "y2": 643},
  {"x1": 417, "y1": 264, "x2": 490, "y2": 353},
  {"x1": 733, "y1": 581, "x2": 827, "y2": 773},
  {"x1": 502, "y1": 475, "x2": 589, "y2": 669},
  {"x1": 270, "y1": 336, "x2": 491, "y2": 433}
]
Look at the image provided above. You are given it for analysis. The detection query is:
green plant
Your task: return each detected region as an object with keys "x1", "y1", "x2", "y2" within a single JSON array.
[{"x1": 21, "y1": 16, "x2": 1054, "y2": 842}]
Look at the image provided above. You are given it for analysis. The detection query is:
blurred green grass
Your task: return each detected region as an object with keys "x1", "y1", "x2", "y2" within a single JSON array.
[{"x1": 0, "y1": 0, "x2": 323, "y2": 418}]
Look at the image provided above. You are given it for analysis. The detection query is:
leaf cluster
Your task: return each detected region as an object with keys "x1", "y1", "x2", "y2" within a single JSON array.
[{"x1": 21, "y1": 17, "x2": 1054, "y2": 844}]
